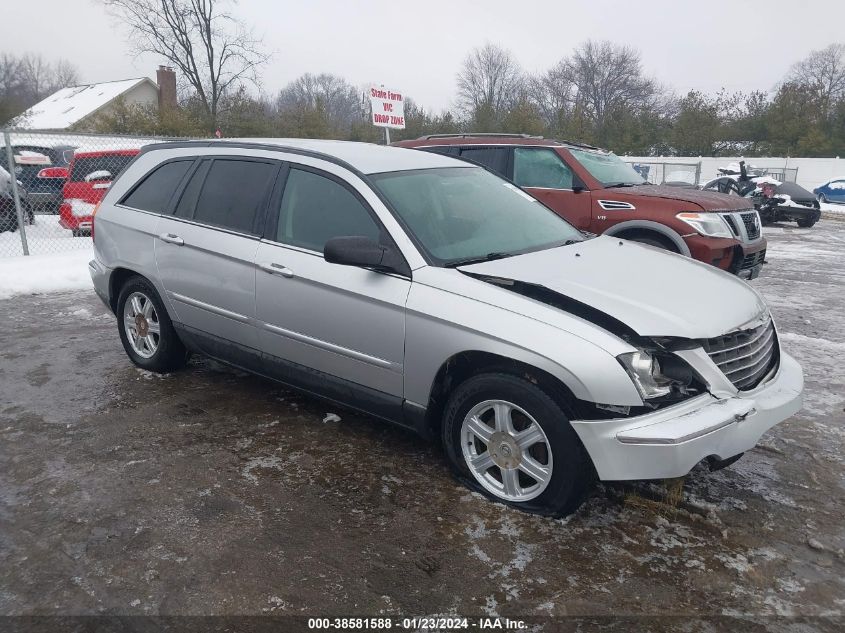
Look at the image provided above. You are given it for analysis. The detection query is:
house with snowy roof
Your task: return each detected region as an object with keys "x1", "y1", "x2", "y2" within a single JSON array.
[{"x1": 9, "y1": 66, "x2": 177, "y2": 130}]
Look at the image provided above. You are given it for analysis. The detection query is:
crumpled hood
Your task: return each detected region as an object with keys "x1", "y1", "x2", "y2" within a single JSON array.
[
  {"x1": 459, "y1": 236, "x2": 768, "y2": 340},
  {"x1": 622, "y1": 184, "x2": 754, "y2": 211}
]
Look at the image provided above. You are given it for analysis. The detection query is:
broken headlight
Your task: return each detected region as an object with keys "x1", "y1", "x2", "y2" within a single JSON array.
[{"x1": 617, "y1": 350, "x2": 694, "y2": 401}]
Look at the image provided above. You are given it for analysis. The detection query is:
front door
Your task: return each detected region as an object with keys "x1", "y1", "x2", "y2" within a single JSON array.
[
  {"x1": 254, "y1": 164, "x2": 410, "y2": 400},
  {"x1": 155, "y1": 157, "x2": 279, "y2": 352},
  {"x1": 512, "y1": 147, "x2": 592, "y2": 230}
]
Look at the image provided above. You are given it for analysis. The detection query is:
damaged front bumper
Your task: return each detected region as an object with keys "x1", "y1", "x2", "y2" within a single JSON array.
[{"x1": 570, "y1": 351, "x2": 803, "y2": 481}]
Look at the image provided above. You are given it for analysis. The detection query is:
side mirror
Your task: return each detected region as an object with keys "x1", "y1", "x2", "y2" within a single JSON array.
[
  {"x1": 572, "y1": 185, "x2": 585, "y2": 193},
  {"x1": 37, "y1": 167, "x2": 69, "y2": 180},
  {"x1": 324, "y1": 236, "x2": 409, "y2": 276}
]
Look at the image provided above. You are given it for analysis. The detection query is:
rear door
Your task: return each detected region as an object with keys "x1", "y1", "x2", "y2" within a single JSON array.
[
  {"x1": 254, "y1": 163, "x2": 410, "y2": 401},
  {"x1": 155, "y1": 157, "x2": 279, "y2": 355},
  {"x1": 512, "y1": 147, "x2": 592, "y2": 230}
]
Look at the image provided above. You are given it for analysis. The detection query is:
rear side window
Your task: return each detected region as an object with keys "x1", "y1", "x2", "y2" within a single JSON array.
[
  {"x1": 458, "y1": 147, "x2": 509, "y2": 177},
  {"x1": 173, "y1": 160, "x2": 211, "y2": 219},
  {"x1": 275, "y1": 168, "x2": 381, "y2": 252},
  {"x1": 122, "y1": 160, "x2": 193, "y2": 213},
  {"x1": 422, "y1": 146, "x2": 459, "y2": 157},
  {"x1": 513, "y1": 148, "x2": 573, "y2": 189},
  {"x1": 192, "y1": 159, "x2": 277, "y2": 234}
]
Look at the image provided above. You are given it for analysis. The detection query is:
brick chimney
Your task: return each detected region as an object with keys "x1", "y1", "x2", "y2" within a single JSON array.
[{"x1": 156, "y1": 65, "x2": 177, "y2": 111}]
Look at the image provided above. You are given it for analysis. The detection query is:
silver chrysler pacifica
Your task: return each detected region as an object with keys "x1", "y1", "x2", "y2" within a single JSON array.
[{"x1": 89, "y1": 139, "x2": 804, "y2": 516}]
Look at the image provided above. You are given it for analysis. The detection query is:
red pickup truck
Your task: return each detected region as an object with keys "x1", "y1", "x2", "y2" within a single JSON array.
[
  {"x1": 60, "y1": 149, "x2": 140, "y2": 237},
  {"x1": 395, "y1": 134, "x2": 767, "y2": 279}
]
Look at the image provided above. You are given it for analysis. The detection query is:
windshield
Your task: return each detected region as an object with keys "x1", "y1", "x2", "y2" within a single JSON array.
[
  {"x1": 568, "y1": 148, "x2": 645, "y2": 186},
  {"x1": 370, "y1": 167, "x2": 584, "y2": 266}
]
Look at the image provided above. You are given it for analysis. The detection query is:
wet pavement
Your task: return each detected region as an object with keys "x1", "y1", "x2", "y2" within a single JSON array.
[{"x1": 1, "y1": 220, "x2": 844, "y2": 628}]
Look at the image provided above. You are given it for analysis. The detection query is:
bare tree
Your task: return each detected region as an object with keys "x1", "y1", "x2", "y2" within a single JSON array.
[
  {"x1": 0, "y1": 53, "x2": 79, "y2": 124},
  {"x1": 787, "y1": 43, "x2": 845, "y2": 117},
  {"x1": 14, "y1": 54, "x2": 80, "y2": 103},
  {"x1": 567, "y1": 40, "x2": 659, "y2": 128},
  {"x1": 527, "y1": 60, "x2": 576, "y2": 130},
  {"x1": 456, "y1": 43, "x2": 524, "y2": 123},
  {"x1": 103, "y1": 0, "x2": 268, "y2": 126},
  {"x1": 275, "y1": 73, "x2": 362, "y2": 132}
]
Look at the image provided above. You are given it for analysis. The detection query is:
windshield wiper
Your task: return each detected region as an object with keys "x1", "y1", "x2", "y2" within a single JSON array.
[
  {"x1": 604, "y1": 182, "x2": 638, "y2": 188},
  {"x1": 444, "y1": 252, "x2": 511, "y2": 268}
]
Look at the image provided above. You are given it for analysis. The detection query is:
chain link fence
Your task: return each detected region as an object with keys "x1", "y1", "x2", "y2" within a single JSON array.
[
  {"x1": 627, "y1": 161, "x2": 702, "y2": 187},
  {"x1": 1, "y1": 130, "x2": 185, "y2": 258}
]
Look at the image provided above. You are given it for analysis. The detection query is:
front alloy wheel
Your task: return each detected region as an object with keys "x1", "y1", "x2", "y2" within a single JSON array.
[
  {"x1": 442, "y1": 373, "x2": 594, "y2": 516},
  {"x1": 461, "y1": 399, "x2": 553, "y2": 501}
]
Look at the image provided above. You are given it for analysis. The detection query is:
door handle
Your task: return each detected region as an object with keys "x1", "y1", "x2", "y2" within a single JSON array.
[
  {"x1": 159, "y1": 233, "x2": 184, "y2": 246},
  {"x1": 258, "y1": 262, "x2": 294, "y2": 278}
]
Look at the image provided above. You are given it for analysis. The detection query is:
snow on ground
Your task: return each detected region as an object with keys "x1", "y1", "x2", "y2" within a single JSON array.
[
  {"x1": 819, "y1": 200, "x2": 845, "y2": 215},
  {"x1": 0, "y1": 248, "x2": 92, "y2": 300},
  {"x1": 0, "y1": 214, "x2": 92, "y2": 258}
]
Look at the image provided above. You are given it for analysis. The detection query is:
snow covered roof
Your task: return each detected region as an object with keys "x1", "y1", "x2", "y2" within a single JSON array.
[{"x1": 11, "y1": 78, "x2": 157, "y2": 130}]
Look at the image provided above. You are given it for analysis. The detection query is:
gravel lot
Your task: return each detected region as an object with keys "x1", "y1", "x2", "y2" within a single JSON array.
[{"x1": 1, "y1": 219, "x2": 843, "y2": 629}]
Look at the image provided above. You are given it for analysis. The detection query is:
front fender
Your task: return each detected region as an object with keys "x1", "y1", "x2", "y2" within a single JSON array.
[{"x1": 403, "y1": 279, "x2": 643, "y2": 408}]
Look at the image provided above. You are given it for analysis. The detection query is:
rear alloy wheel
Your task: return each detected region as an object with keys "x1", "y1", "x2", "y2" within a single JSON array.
[
  {"x1": 443, "y1": 373, "x2": 593, "y2": 516},
  {"x1": 117, "y1": 277, "x2": 187, "y2": 372}
]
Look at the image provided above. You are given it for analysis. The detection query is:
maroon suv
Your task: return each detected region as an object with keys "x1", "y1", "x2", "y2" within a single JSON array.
[{"x1": 395, "y1": 134, "x2": 767, "y2": 279}]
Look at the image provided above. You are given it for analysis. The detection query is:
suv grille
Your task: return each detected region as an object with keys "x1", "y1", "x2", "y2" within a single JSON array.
[
  {"x1": 702, "y1": 318, "x2": 778, "y2": 390},
  {"x1": 741, "y1": 211, "x2": 760, "y2": 240}
]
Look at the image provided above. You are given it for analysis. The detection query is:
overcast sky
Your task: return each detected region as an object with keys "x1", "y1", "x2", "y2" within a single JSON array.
[{"x1": 6, "y1": 0, "x2": 845, "y2": 110}]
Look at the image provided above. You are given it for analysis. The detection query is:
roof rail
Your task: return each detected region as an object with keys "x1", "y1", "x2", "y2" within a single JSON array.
[
  {"x1": 417, "y1": 133, "x2": 544, "y2": 140},
  {"x1": 553, "y1": 138, "x2": 603, "y2": 151}
]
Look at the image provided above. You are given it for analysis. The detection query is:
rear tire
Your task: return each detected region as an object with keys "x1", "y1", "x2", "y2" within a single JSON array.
[
  {"x1": 442, "y1": 373, "x2": 594, "y2": 517},
  {"x1": 116, "y1": 276, "x2": 187, "y2": 373}
]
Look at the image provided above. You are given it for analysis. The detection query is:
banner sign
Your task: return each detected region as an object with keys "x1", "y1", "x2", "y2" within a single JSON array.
[{"x1": 369, "y1": 86, "x2": 405, "y2": 129}]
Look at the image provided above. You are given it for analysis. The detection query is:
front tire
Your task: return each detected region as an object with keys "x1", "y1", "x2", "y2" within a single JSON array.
[
  {"x1": 442, "y1": 373, "x2": 594, "y2": 516},
  {"x1": 117, "y1": 276, "x2": 187, "y2": 373},
  {"x1": 797, "y1": 217, "x2": 817, "y2": 228},
  {"x1": 818, "y1": 193, "x2": 827, "y2": 204}
]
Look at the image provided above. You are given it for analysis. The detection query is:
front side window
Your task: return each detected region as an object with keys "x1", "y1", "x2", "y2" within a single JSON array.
[
  {"x1": 568, "y1": 148, "x2": 645, "y2": 187},
  {"x1": 192, "y1": 159, "x2": 277, "y2": 234},
  {"x1": 275, "y1": 168, "x2": 381, "y2": 252},
  {"x1": 513, "y1": 148, "x2": 573, "y2": 189},
  {"x1": 370, "y1": 166, "x2": 583, "y2": 265},
  {"x1": 122, "y1": 160, "x2": 193, "y2": 213}
]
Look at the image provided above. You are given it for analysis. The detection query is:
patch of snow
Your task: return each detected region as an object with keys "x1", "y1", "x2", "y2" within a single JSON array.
[
  {"x1": 241, "y1": 456, "x2": 283, "y2": 485},
  {"x1": 322, "y1": 413, "x2": 341, "y2": 423},
  {"x1": 0, "y1": 248, "x2": 93, "y2": 300}
]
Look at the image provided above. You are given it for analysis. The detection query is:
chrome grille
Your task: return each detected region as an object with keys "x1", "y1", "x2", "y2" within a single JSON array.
[
  {"x1": 741, "y1": 211, "x2": 761, "y2": 240},
  {"x1": 702, "y1": 318, "x2": 778, "y2": 390}
]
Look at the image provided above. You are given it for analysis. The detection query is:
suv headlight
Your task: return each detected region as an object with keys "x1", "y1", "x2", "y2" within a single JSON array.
[
  {"x1": 676, "y1": 212, "x2": 733, "y2": 238},
  {"x1": 617, "y1": 350, "x2": 694, "y2": 400}
]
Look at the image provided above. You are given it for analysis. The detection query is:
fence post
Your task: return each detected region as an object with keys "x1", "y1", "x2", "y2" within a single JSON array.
[{"x1": 3, "y1": 131, "x2": 29, "y2": 256}]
